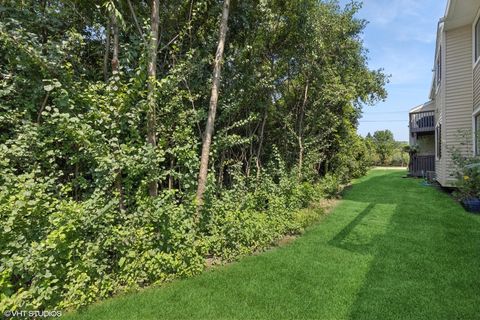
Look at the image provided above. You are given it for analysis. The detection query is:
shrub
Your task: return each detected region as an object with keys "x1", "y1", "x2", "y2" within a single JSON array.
[
  {"x1": 0, "y1": 160, "x2": 357, "y2": 312},
  {"x1": 291, "y1": 207, "x2": 325, "y2": 230},
  {"x1": 449, "y1": 140, "x2": 480, "y2": 200},
  {"x1": 0, "y1": 184, "x2": 204, "y2": 311},
  {"x1": 319, "y1": 174, "x2": 342, "y2": 198},
  {"x1": 454, "y1": 165, "x2": 480, "y2": 200},
  {"x1": 200, "y1": 170, "x2": 327, "y2": 261}
]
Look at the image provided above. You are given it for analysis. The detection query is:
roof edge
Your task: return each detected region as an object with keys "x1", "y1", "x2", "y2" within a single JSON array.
[{"x1": 409, "y1": 101, "x2": 435, "y2": 113}]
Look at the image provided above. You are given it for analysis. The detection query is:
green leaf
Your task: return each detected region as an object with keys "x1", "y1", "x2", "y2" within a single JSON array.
[{"x1": 44, "y1": 85, "x2": 54, "y2": 92}]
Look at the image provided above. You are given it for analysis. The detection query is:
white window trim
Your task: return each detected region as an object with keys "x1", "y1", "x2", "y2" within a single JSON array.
[
  {"x1": 435, "y1": 122, "x2": 442, "y2": 160},
  {"x1": 435, "y1": 47, "x2": 442, "y2": 89},
  {"x1": 473, "y1": 7, "x2": 480, "y2": 68},
  {"x1": 472, "y1": 106, "x2": 480, "y2": 155},
  {"x1": 435, "y1": 31, "x2": 445, "y2": 95},
  {"x1": 435, "y1": 52, "x2": 441, "y2": 94}
]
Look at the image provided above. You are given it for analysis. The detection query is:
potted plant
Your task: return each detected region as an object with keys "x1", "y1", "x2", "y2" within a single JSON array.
[
  {"x1": 403, "y1": 144, "x2": 419, "y2": 155},
  {"x1": 454, "y1": 163, "x2": 480, "y2": 213}
]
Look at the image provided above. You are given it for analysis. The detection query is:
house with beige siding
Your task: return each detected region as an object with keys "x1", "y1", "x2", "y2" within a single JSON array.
[{"x1": 408, "y1": 0, "x2": 480, "y2": 187}]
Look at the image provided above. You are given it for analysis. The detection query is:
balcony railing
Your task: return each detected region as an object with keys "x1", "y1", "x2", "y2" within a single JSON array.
[
  {"x1": 410, "y1": 111, "x2": 435, "y2": 133},
  {"x1": 409, "y1": 155, "x2": 435, "y2": 177}
]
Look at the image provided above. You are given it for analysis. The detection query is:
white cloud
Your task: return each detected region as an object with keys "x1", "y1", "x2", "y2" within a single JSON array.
[
  {"x1": 370, "y1": 47, "x2": 433, "y2": 86},
  {"x1": 362, "y1": 0, "x2": 423, "y2": 25},
  {"x1": 396, "y1": 24, "x2": 437, "y2": 44},
  {"x1": 358, "y1": 0, "x2": 444, "y2": 43}
]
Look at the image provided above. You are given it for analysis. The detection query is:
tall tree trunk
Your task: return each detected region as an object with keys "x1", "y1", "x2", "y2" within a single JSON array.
[
  {"x1": 103, "y1": 19, "x2": 111, "y2": 81},
  {"x1": 111, "y1": 11, "x2": 120, "y2": 72},
  {"x1": 195, "y1": 0, "x2": 231, "y2": 218},
  {"x1": 37, "y1": 91, "x2": 50, "y2": 124},
  {"x1": 256, "y1": 109, "x2": 268, "y2": 180},
  {"x1": 41, "y1": 0, "x2": 48, "y2": 46},
  {"x1": 297, "y1": 82, "x2": 309, "y2": 179},
  {"x1": 147, "y1": 0, "x2": 160, "y2": 197},
  {"x1": 168, "y1": 158, "x2": 175, "y2": 190},
  {"x1": 126, "y1": 0, "x2": 144, "y2": 40},
  {"x1": 109, "y1": 10, "x2": 125, "y2": 211}
]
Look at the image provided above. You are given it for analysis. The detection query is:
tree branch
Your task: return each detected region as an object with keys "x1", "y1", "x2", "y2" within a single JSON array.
[{"x1": 126, "y1": 0, "x2": 145, "y2": 41}]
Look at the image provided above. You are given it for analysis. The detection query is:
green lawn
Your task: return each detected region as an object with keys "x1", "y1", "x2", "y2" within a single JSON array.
[{"x1": 67, "y1": 169, "x2": 480, "y2": 320}]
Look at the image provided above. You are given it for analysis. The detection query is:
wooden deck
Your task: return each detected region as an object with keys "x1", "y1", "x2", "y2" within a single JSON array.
[{"x1": 409, "y1": 111, "x2": 435, "y2": 133}]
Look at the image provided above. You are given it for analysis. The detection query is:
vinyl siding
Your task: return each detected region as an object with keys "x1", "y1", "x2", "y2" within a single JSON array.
[
  {"x1": 436, "y1": 112, "x2": 446, "y2": 185},
  {"x1": 435, "y1": 89, "x2": 445, "y2": 185},
  {"x1": 474, "y1": 62, "x2": 480, "y2": 108},
  {"x1": 435, "y1": 99, "x2": 446, "y2": 185},
  {"x1": 441, "y1": 26, "x2": 474, "y2": 186},
  {"x1": 435, "y1": 34, "x2": 446, "y2": 186}
]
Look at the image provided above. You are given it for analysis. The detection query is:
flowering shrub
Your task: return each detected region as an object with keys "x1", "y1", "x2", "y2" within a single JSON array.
[
  {"x1": 453, "y1": 164, "x2": 480, "y2": 200},
  {"x1": 450, "y1": 146, "x2": 480, "y2": 200}
]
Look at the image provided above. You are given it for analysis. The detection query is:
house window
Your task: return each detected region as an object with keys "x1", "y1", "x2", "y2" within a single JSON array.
[
  {"x1": 436, "y1": 48, "x2": 442, "y2": 86},
  {"x1": 476, "y1": 18, "x2": 480, "y2": 63},
  {"x1": 436, "y1": 124, "x2": 442, "y2": 159},
  {"x1": 476, "y1": 115, "x2": 480, "y2": 155}
]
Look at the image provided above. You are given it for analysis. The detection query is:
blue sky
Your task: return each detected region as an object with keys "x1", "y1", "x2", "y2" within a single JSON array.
[{"x1": 339, "y1": 0, "x2": 445, "y2": 141}]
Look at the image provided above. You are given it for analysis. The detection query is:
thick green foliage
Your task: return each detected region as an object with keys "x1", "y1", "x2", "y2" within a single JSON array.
[
  {"x1": 0, "y1": 178, "x2": 203, "y2": 310},
  {"x1": 0, "y1": 169, "x2": 339, "y2": 310},
  {"x1": 0, "y1": 0, "x2": 386, "y2": 312},
  {"x1": 365, "y1": 131, "x2": 408, "y2": 167},
  {"x1": 202, "y1": 171, "x2": 327, "y2": 261},
  {"x1": 450, "y1": 137, "x2": 480, "y2": 200}
]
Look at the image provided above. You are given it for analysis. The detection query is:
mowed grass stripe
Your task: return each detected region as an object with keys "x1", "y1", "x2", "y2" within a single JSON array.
[{"x1": 67, "y1": 169, "x2": 480, "y2": 320}]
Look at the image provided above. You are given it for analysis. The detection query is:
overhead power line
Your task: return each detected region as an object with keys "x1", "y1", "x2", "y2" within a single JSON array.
[
  {"x1": 365, "y1": 111, "x2": 411, "y2": 114},
  {"x1": 359, "y1": 120, "x2": 407, "y2": 123}
]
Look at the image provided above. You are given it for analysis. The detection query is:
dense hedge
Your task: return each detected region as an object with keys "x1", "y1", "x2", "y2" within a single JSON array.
[
  {"x1": 0, "y1": 0, "x2": 384, "y2": 312},
  {"x1": 0, "y1": 169, "x2": 343, "y2": 311}
]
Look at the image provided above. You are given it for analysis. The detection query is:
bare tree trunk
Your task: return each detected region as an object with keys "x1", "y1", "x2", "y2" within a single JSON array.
[
  {"x1": 245, "y1": 127, "x2": 251, "y2": 178},
  {"x1": 103, "y1": 19, "x2": 111, "y2": 82},
  {"x1": 195, "y1": 0, "x2": 231, "y2": 218},
  {"x1": 246, "y1": 141, "x2": 252, "y2": 178},
  {"x1": 111, "y1": 11, "x2": 120, "y2": 73},
  {"x1": 104, "y1": 8, "x2": 126, "y2": 210},
  {"x1": 126, "y1": 0, "x2": 144, "y2": 40},
  {"x1": 109, "y1": 11, "x2": 125, "y2": 210},
  {"x1": 297, "y1": 82, "x2": 309, "y2": 179},
  {"x1": 147, "y1": 0, "x2": 160, "y2": 197},
  {"x1": 37, "y1": 91, "x2": 50, "y2": 124},
  {"x1": 168, "y1": 158, "x2": 175, "y2": 190},
  {"x1": 256, "y1": 110, "x2": 267, "y2": 180},
  {"x1": 41, "y1": 0, "x2": 48, "y2": 46}
]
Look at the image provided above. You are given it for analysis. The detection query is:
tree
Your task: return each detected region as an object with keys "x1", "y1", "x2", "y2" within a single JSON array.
[
  {"x1": 196, "y1": 0, "x2": 231, "y2": 215},
  {"x1": 0, "y1": 0, "x2": 390, "y2": 311},
  {"x1": 372, "y1": 130, "x2": 396, "y2": 165},
  {"x1": 147, "y1": 0, "x2": 160, "y2": 196}
]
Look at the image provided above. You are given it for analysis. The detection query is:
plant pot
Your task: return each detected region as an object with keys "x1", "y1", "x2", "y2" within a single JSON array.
[{"x1": 461, "y1": 198, "x2": 480, "y2": 213}]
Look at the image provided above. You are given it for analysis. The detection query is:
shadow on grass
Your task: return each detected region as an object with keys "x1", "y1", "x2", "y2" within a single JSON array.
[
  {"x1": 66, "y1": 169, "x2": 480, "y2": 320},
  {"x1": 339, "y1": 170, "x2": 480, "y2": 320},
  {"x1": 329, "y1": 202, "x2": 374, "y2": 237},
  {"x1": 328, "y1": 203, "x2": 377, "y2": 255}
]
